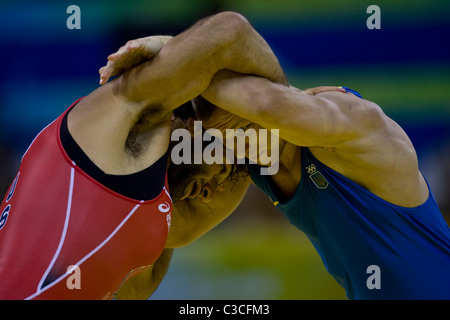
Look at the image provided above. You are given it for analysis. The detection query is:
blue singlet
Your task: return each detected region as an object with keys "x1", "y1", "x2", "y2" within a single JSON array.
[{"x1": 249, "y1": 91, "x2": 450, "y2": 299}]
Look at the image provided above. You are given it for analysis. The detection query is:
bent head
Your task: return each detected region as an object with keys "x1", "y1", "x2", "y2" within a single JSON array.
[
  {"x1": 166, "y1": 101, "x2": 250, "y2": 247},
  {"x1": 166, "y1": 150, "x2": 250, "y2": 248},
  {"x1": 165, "y1": 98, "x2": 280, "y2": 248}
]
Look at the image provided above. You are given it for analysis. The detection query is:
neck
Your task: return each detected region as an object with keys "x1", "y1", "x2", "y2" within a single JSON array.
[{"x1": 268, "y1": 143, "x2": 302, "y2": 201}]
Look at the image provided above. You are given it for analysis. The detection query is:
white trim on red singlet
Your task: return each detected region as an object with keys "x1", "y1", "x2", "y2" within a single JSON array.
[{"x1": 25, "y1": 163, "x2": 143, "y2": 300}]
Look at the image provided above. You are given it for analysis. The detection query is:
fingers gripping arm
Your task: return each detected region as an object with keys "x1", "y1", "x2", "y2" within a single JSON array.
[{"x1": 99, "y1": 36, "x2": 173, "y2": 85}]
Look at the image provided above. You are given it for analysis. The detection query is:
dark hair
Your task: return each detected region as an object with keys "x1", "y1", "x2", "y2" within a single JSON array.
[
  {"x1": 172, "y1": 100, "x2": 196, "y2": 121},
  {"x1": 191, "y1": 95, "x2": 216, "y2": 121},
  {"x1": 172, "y1": 95, "x2": 217, "y2": 122}
]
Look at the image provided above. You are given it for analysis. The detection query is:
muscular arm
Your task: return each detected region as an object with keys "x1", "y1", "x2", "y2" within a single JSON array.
[
  {"x1": 114, "y1": 12, "x2": 288, "y2": 112},
  {"x1": 68, "y1": 12, "x2": 286, "y2": 173},
  {"x1": 202, "y1": 71, "x2": 428, "y2": 207},
  {"x1": 202, "y1": 71, "x2": 381, "y2": 149}
]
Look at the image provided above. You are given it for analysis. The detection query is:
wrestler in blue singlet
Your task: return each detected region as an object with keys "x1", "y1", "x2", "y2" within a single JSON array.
[{"x1": 249, "y1": 89, "x2": 450, "y2": 300}]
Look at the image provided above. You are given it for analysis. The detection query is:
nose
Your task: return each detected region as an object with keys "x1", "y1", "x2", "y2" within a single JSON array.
[{"x1": 197, "y1": 182, "x2": 218, "y2": 203}]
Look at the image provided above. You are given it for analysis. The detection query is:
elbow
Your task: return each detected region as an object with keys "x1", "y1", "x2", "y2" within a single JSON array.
[
  {"x1": 361, "y1": 100, "x2": 386, "y2": 130},
  {"x1": 214, "y1": 11, "x2": 249, "y2": 29},
  {"x1": 209, "y1": 11, "x2": 250, "y2": 42}
]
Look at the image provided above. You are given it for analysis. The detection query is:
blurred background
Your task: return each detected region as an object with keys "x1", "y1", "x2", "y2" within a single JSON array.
[{"x1": 1, "y1": 0, "x2": 449, "y2": 299}]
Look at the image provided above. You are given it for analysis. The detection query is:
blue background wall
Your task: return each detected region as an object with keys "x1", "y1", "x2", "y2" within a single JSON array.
[{"x1": 1, "y1": 0, "x2": 449, "y2": 299}]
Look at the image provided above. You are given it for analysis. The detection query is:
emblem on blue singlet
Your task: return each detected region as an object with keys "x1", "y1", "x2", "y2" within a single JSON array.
[{"x1": 305, "y1": 164, "x2": 329, "y2": 189}]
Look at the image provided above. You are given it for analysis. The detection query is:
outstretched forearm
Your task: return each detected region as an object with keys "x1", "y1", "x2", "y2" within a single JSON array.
[
  {"x1": 113, "y1": 12, "x2": 287, "y2": 112},
  {"x1": 202, "y1": 71, "x2": 372, "y2": 148}
]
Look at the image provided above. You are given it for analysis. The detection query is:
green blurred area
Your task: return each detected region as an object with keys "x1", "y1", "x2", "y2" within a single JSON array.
[
  {"x1": 288, "y1": 63, "x2": 450, "y2": 115},
  {"x1": 71, "y1": 0, "x2": 450, "y2": 26},
  {"x1": 158, "y1": 210, "x2": 347, "y2": 300}
]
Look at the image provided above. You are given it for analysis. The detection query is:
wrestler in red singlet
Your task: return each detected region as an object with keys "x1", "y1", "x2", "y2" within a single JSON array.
[{"x1": 0, "y1": 99, "x2": 172, "y2": 300}]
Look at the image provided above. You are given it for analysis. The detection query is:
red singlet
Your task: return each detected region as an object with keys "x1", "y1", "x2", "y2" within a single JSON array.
[{"x1": 0, "y1": 100, "x2": 172, "y2": 299}]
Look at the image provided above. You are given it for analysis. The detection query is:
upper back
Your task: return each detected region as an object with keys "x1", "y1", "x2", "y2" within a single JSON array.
[{"x1": 309, "y1": 92, "x2": 429, "y2": 207}]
